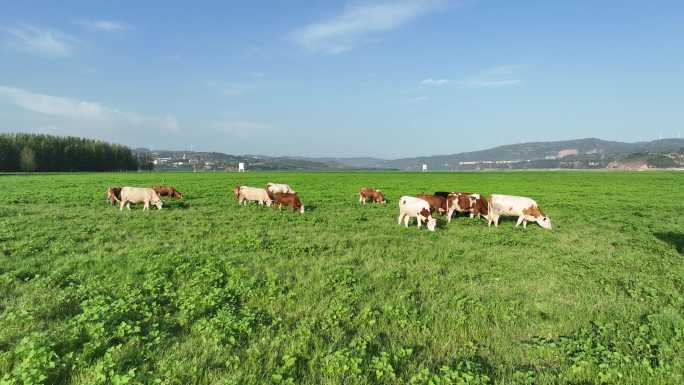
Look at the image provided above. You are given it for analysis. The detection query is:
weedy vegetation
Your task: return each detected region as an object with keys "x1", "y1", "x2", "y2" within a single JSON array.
[{"x1": 0, "y1": 171, "x2": 683, "y2": 384}]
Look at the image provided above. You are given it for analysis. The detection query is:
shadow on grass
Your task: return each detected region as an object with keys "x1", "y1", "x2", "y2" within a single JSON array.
[
  {"x1": 163, "y1": 201, "x2": 190, "y2": 209},
  {"x1": 654, "y1": 232, "x2": 684, "y2": 255}
]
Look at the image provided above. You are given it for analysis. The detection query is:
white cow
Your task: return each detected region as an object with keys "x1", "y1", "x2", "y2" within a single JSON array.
[
  {"x1": 234, "y1": 186, "x2": 272, "y2": 206},
  {"x1": 119, "y1": 187, "x2": 163, "y2": 211},
  {"x1": 398, "y1": 196, "x2": 437, "y2": 231},
  {"x1": 266, "y1": 183, "x2": 295, "y2": 198},
  {"x1": 487, "y1": 194, "x2": 552, "y2": 229}
]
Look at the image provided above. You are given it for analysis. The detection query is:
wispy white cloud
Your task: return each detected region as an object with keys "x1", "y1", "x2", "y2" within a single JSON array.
[
  {"x1": 206, "y1": 81, "x2": 244, "y2": 97},
  {"x1": 0, "y1": 85, "x2": 179, "y2": 134},
  {"x1": 77, "y1": 20, "x2": 130, "y2": 32},
  {"x1": 401, "y1": 95, "x2": 429, "y2": 104},
  {"x1": 420, "y1": 78, "x2": 450, "y2": 86},
  {"x1": 457, "y1": 79, "x2": 522, "y2": 88},
  {"x1": 0, "y1": 86, "x2": 109, "y2": 119},
  {"x1": 484, "y1": 65, "x2": 523, "y2": 76},
  {"x1": 2, "y1": 25, "x2": 77, "y2": 57},
  {"x1": 420, "y1": 65, "x2": 524, "y2": 89},
  {"x1": 291, "y1": 0, "x2": 445, "y2": 54},
  {"x1": 459, "y1": 65, "x2": 523, "y2": 88}
]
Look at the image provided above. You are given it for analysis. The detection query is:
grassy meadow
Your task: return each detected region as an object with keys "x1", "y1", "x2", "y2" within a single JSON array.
[{"x1": 1, "y1": 171, "x2": 683, "y2": 385}]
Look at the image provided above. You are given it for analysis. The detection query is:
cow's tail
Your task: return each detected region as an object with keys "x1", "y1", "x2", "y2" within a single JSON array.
[{"x1": 485, "y1": 195, "x2": 493, "y2": 221}]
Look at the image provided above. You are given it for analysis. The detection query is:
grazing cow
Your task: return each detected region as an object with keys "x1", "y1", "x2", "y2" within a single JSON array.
[
  {"x1": 273, "y1": 192, "x2": 304, "y2": 214},
  {"x1": 487, "y1": 194, "x2": 552, "y2": 229},
  {"x1": 398, "y1": 196, "x2": 437, "y2": 231},
  {"x1": 416, "y1": 193, "x2": 448, "y2": 215},
  {"x1": 469, "y1": 194, "x2": 489, "y2": 219},
  {"x1": 433, "y1": 191, "x2": 451, "y2": 199},
  {"x1": 234, "y1": 186, "x2": 272, "y2": 206},
  {"x1": 266, "y1": 183, "x2": 295, "y2": 199},
  {"x1": 446, "y1": 192, "x2": 472, "y2": 222},
  {"x1": 119, "y1": 187, "x2": 162, "y2": 211},
  {"x1": 153, "y1": 185, "x2": 183, "y2": 199},
  {"x1": 446, "y1": 192, "x2": 488, "y2": 222},
  {"x1": 359, "y1": 187, "x2": 386, "y2": 204},
  {"x1": 106, "y1": 187, "x2": 122, "y2": 205}
]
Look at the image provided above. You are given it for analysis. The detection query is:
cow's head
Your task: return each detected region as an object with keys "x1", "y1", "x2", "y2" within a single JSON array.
[
  {"x1": 538, "y1": 216, "x2": 552, "y2": 230},
  {"x1": 233, "y1": 186, "x2": 240, "y2": 198},
  {"x1": 426, "y1": 217, "x2": 437, "y2": 231},
  {"x1": 292, "y1": 195, "x2": 304, "y2": 214},
  {"x1": 375, "y1": 190, "x2": 386, "y2": 204},
  {"x1": 107, "y1": 189, "x2": 116, "y2": 204},
  {"x1": 152, "y1": 195, "x2": 163, "y2": 210},
  {"x1": 173, "y1": 190, "x2": 183, "y2": 199}
]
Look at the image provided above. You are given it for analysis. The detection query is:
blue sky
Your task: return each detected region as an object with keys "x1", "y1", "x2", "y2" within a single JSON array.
[{"x1": 1, "y1": 1, "x2": 682, "y2": 158}]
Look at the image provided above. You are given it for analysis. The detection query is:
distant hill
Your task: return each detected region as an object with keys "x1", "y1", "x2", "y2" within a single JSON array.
[
  {"x1": 138, "y1": 138, "x2": 684, "y2": 171},
  {"x1": 294, "y1": 156, "x2": 390, "y2": 169},
  {"x1": 134, "y1": 149, "x2": 354, "y2": 171},
  {"x1": 320, "y1": 138, "x2": 684, "y2": 170}
]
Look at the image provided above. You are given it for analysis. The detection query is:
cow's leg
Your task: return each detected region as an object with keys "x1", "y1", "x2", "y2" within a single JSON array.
[
  {"x1": 494, "y1": 215, "x2": 499, "y2": 227},
  {"x1": 119, "y1": 199, "x2": 126, "y2": 211},
  {"x1": 515, "y1": 216, "x2": 524, "y2": 227},
  {"x1": 447, "y1": 208, "x2": 455, "y2": 223},
  {"x1": 523, "y1": 220, "x2": 528, "y2": 229},
  {"x1": 417, "y1": 216, "x2": 422, "y2": 228},
  {"x1": 469, "y1": 212, "x2": 475, "y2": 218},
  {"x1": 126, "y1": 202, "x2": 131, "y2": 210},
  {"x1": 404, "y1": 215, "x2": 410, "y2": 228},
  {"x1": 359, "y1": 194, "x2": 364, "y2": 203},
  {"x1": 397, "y1": 213, "x2": 404, "y2": 225},
  {"x1": 144, "y1": 201, "x2": 149, "y2": 211}
]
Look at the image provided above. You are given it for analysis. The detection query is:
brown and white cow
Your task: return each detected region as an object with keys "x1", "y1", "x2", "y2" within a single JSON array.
[
  {"x1": 469, "y1": 194, "x2": 489, "y2": 219},
  {"x1": 153, "y1": 185, "x2": 183, "y2": 199},
  {"x1": 359, "y1": 187, "x2": 386, "y2": 204},
  {"x1": 416, "y1": 193, "x2": 448, "y2": 215},
  {"x1": 398, "y1": 196, "x2": 437, "y2": 231},
  {"x1": 266, "y1": 183, "x2": 295, "y2": 199},
  {"x1": 272, "y1": 192, "x2": 304, "y2": 214},
  {"x1": 119, "y1": 187, "x2": 163, "y2": 211},
  {"x1": 106, "y1": 187, "x2": 122, "y2": 205},
  {"x1": 487, "y1": 194, "x2": 552, "y2": 229},
  {"x1": 445, "y1": 192, "x2": 488, "y2": 222}
]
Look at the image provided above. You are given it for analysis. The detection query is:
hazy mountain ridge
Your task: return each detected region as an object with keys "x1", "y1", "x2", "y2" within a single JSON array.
[
  {"x1": 138, "y1": 138, "x2": 684, "y2": 171},
  {"x1": 318, "y1": 138, "x2": 684, "y2": 170}
]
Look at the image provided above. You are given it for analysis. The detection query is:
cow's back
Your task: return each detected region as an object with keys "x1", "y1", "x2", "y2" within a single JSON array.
[
  {"x1": 400, "y1": 196, "x2": 429, "y2": 211},
  {"x1": 267, "y1": 183, "x2": 294, "y2": 194},
  {"x1": 121, "y1": 187, "x2": 156, "y2": 203},
  {"x1": 490, "y1": 194, "x2": 537, "y2": 215}
]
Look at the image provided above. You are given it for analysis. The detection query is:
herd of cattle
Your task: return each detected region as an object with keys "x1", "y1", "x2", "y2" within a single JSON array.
[{"x1": 106, "y1": 183, "x2": 552, "y2": 231}]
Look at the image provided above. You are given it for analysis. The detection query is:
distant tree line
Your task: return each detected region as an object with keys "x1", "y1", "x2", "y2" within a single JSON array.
[{"x1": 0, "y1": 133, "x2": 139, "y2": 172}]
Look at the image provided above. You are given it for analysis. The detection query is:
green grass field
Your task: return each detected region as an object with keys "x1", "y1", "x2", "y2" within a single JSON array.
[{"x1": 1, "y1": 171, "x2": 683, "y2": 385}]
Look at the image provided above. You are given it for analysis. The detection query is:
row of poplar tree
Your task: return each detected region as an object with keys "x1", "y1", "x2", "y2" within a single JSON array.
[{"x1": 0, "y1": 133, "x2": 140, "y2": 172}]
